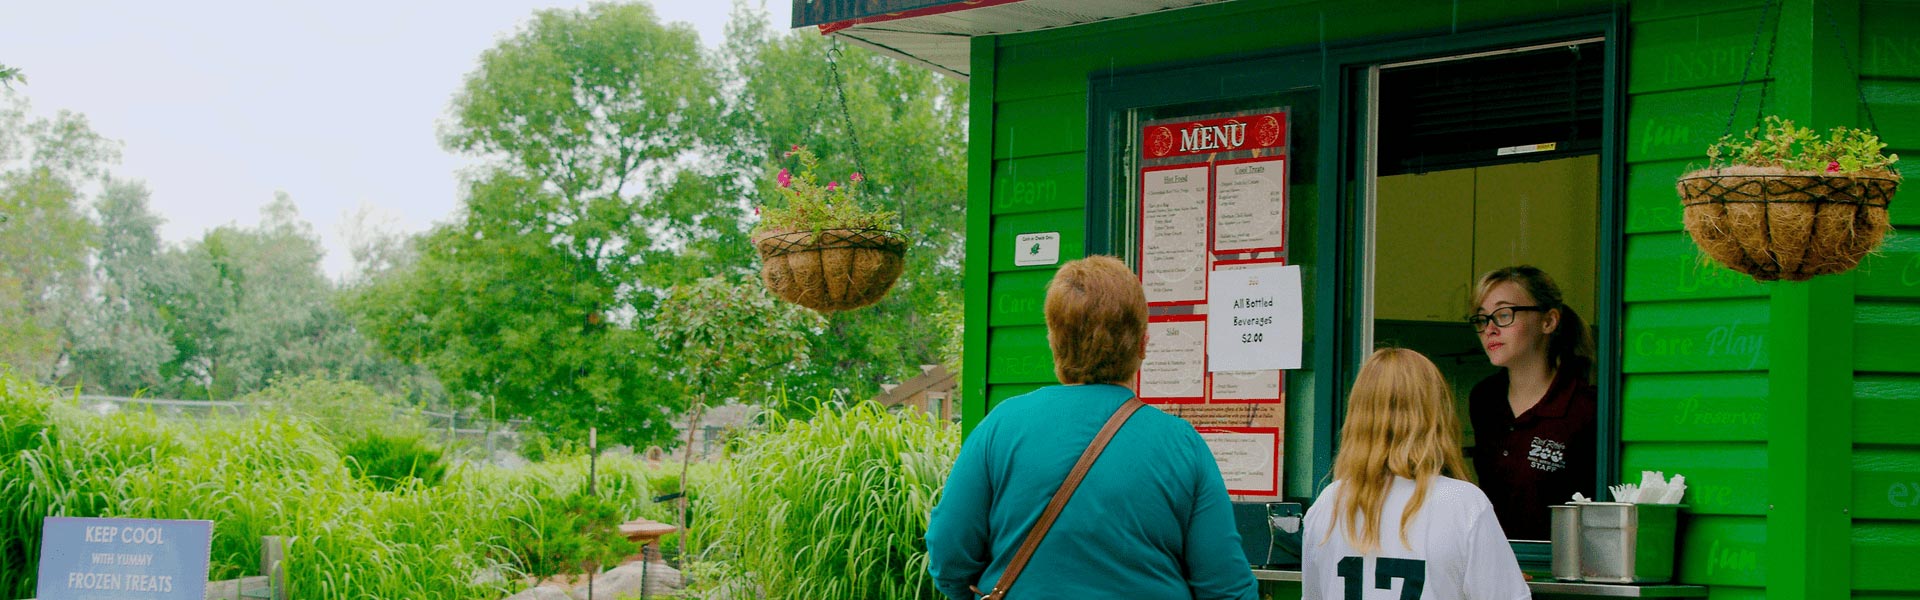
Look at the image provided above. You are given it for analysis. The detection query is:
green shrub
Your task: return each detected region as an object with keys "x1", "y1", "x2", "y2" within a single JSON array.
[
  {"x1": 341, "y1": 430, "x2": 448, "y2": 491},
  {"x1": 240, "y1": 374, "x2": 422, "y2": 442},
  {"x1": 0, "y1": 366, "x2": 682, "y2": 599},
  {"x1": 687, "y1": 401, "x2": 958, "y2": 600},
  {"x1": 497, "y1": 489, "x2": 637, "y2": 579}
]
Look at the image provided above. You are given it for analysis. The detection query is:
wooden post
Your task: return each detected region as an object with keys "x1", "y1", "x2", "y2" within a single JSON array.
[{"x1": 261, "y1": 536, "x2": 287, "y2": 600}]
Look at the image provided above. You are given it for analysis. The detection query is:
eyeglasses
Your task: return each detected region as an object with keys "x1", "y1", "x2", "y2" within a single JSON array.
[{"x1": 1467, "y1": 305, "x2": 1547, "y2": 332}]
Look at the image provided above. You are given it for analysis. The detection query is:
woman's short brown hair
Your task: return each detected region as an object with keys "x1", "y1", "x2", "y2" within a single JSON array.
[{"x1": 1044, "y1": 255, "x2": 1148, "y2": 385}]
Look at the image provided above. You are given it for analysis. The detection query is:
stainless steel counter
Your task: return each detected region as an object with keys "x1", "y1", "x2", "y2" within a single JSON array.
[{"x1": 1251, "y1": 569, "x2": 1708, "y2": 597}]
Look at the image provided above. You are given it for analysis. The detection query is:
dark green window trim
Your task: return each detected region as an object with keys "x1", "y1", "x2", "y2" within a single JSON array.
[{"x1": 1088, "y1": 48, "x2": 1338, "y2": 502}]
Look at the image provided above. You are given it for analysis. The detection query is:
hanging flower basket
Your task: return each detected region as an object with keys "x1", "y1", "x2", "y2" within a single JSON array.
[
  {"x1": 1676, "y1": 116, "x2": 1901, "y2": 282},
  {"x1": 752, "y1": 227, "x2": 906, "y2": 313},
  {"x1": 1677, "y1": 166, "x2": 1898, "y2": 282},
  {"x1": 753, "y1": 145, "x2": 906, "y2": 312}
]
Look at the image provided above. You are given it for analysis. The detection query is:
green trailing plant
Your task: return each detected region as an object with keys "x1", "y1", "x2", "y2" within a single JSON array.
[
  {"x1": 1705, "y1": 116, "x2": 1901, "y2": 174},
  {"x1": 686, "y1": 400, "x2": 958, "y2": 600},
  {"x1": 753, "y1": 145, "x2": 899, "y2": 238}
]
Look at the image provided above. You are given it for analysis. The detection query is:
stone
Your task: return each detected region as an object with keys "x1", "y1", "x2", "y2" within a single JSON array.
[
  {"x1": 566, "y1": 562, "x2": 681, "y2": 600},
  {"x1": 503, "y1": 585, "x2": 571, "y2": 600}
]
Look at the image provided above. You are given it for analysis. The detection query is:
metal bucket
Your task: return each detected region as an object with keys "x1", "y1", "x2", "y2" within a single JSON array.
[
  {"x1": 1576, "y1": 502, "x2": 1682, "y2": 583},
  {"x1": 1550, "y1": 504, "x2": 1582, "y2": 581}
]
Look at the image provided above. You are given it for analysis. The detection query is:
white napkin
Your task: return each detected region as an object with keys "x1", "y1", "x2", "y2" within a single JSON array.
[
  {"x1": 1656, "y1": 475, "x2": 1687, "y2": 504},
  {"x1": 1635, "y1": 471, "x2": 1669, "y2": 504}
]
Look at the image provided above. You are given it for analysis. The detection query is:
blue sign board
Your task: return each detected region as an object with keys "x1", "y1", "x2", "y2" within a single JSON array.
[{"x1": 36, "y1": 517, "x2": 211, "y2": 600}]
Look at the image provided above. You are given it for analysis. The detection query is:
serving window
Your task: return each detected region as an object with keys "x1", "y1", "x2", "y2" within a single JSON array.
[{"x1": 1353, "y1": 35, "x2": 1622, "y2": 545}]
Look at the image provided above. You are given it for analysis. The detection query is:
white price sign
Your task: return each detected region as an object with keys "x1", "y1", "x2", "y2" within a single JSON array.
[{"x1": 1207, "y1": 265, "x2": 1302, "y2": 372}]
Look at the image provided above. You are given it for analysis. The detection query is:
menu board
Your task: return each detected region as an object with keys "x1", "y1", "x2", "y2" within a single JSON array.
[
  {"x1": 1134, "y1": 108, "x2": 1294, "y2": 498},
  {"x1": 1139, "y1": 315, "x2": 1207, "y2": 404},
  {"x1": 1213, "y1": 157, "x2": 1288, "y2": 253},
  {"x1": 1139, "y1": 164, "x2": 1210, "y2": 305},
  {"x1": 1198, "y1": 428, "x2": 1281, "y2": 495}
]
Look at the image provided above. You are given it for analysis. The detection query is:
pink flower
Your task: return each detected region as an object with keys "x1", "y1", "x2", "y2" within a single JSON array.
[
  {"x1": 827, "y1": 181, "x2": 839, "y2": 192},
  {"x1": 1826, "y1": 161, "x2": 1842, "y2": 174},
  {"x1": 849, "y1": 172, "x2": 864, "y2": 183},
  {"x1": 777, "y1": 169, "x2": 791, "y2": 187}
]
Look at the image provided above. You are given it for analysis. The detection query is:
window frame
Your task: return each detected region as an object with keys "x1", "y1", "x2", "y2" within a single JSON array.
[{"x1": 1086, "y1": 10, "x2": 1626, "y2": 557}]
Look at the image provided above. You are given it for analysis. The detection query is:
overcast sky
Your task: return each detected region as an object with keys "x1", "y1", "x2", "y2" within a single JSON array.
[{"x1": 0, "y1": 1, "x2": 793, "y2": 279}]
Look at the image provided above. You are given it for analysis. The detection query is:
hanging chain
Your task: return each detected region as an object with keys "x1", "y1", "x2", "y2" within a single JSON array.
[
  {"x1": 823, "y1": 37, "x2": 910, "y2": 234},
  {"x1": 1822, "y1": 1, "x2": 1881, "y2": 132},
  {"x1": 1725, "y1": 0, "x2": 1777, "y2": 140},
  {"x1": 1727, "y1": 0, "x2": 1882, "y2": 138},
  {"x1": 824, "y1": 39, "x2": 871, "y2": 184}
]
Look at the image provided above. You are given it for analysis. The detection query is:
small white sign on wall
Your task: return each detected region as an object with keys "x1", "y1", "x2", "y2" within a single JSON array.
[{"x1": 1015, "y1": 232, "x2": 1060, "y2": 266}]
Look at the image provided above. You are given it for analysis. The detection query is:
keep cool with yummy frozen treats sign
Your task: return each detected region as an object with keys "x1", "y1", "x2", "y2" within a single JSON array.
[{"x1": 1135, "y1": 109, "x2": 1294, "y2": 497}]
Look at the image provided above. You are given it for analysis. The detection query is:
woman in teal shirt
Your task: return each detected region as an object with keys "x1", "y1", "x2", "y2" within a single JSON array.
[{"x1": 926, "y1": 256, "x2": 1257, "y2": 599}]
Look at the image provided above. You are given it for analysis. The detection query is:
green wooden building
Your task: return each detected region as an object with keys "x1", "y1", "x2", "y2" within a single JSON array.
[{"x1": 798, "y1": 0, "x2": 1920, "y2": 597}]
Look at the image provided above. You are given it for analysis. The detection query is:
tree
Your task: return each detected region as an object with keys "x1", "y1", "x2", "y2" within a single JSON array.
[
  {"x1": 142, "y1": 194, "x2": 389, "y2": 400},
  {"x1": 357, "y1": 3, "x2": 736, "y2": 447},
  {"x1": 0, "y1": 92, "x2": 116, "y2": 381},
  {"x1": 654, "y1": 274, "x2": 821, "y2": 532},
  {"x1": 64, "y1": 178, "x2": 175, "y2": 394},
  {"x1": 723, "y1": 10, "x2": 969, "y2": 405}
]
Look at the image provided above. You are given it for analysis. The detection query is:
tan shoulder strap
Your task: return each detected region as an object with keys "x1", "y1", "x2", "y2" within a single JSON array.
[{"x1": 973, "y1": 397, "x2": 1145, "y2": 600}]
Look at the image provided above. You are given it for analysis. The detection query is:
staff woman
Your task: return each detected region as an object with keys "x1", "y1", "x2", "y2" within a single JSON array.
[
  {"x1": 926, "y1": 255, "x2": 1256, "y2": 600},
  {"x1": 1466, "y1": 265, "x2": 1597, "y2": 540},
  {"x1": 1304, "y1": 348, "x2": 1528, "y2": 599}
]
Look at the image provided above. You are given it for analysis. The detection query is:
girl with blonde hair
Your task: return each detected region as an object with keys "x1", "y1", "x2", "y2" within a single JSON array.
[
  {"x1": 1303, "y1": 348, "x2": 1527, "y2": 600},
  {"x1": 1467, "y1": 265, "x2": 1597, "y2": 540}
]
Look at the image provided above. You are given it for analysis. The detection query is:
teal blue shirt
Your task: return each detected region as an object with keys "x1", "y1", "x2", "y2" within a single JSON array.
[{"x1": 926, "y1": 384, "x2": 1257, "y2": 599}]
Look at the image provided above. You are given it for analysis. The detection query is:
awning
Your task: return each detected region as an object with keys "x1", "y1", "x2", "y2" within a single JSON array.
[{"x1": 794, "y1": 0, "x2": 1231, "y2": 79}]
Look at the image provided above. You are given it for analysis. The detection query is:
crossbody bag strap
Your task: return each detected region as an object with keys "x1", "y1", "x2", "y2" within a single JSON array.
[{"x1": 972, "y1": 396, "x2": 1145, "y2": 600}]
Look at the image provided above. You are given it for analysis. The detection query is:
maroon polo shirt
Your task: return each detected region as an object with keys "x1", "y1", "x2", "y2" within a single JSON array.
[{"x1": 1468, "y1": 369, "x2": 1597, "y2": 540}]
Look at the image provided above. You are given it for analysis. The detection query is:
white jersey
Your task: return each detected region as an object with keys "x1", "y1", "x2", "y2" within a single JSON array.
[{"x1": 1303, "y1": 476, "x2": 1530, "y2": 600}]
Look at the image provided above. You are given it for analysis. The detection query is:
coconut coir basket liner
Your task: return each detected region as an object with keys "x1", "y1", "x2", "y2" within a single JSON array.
[
  {"x1": 1677, "y1": 165, "x2": 1898, "y2": 282},
  {"x1": 753, "y1": 228, "x2": 906, "y2": 313}
]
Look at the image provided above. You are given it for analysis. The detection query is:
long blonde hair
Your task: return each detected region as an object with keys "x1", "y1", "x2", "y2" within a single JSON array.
[{"x1": 1324, "y1": 348, "x2": 1471, "y2": 553}]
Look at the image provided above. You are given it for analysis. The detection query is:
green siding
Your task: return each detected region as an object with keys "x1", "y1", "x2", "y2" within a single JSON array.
[
  {"x1": 1854, "y1": 522, "x2": 1920, "y2": 592},
  {"x1": 1854, "y1": 450, "x2": 1920, "y2": 520},
  {"x1": 1622, "y1": 299, "x2": 1771, "y2": 372},
  {"x1": 1621, "y1": 373, "x2": 1769, "y2": 442},
  {"x1": 1854, "y1": 2, "x2": 1920, "y2": 598},
  {"x1": 1674, "y1": 516, "x2": 1767, "y2": 587},
  {"x1": 990, "y1": 153, "x2": 1086, "y2": 215},
  {"x1": 1622, "y1": 443, "x2": 1770, "y2": 515},
  {"x1": 991, "y1": 95, "x2": 1084, "y2": 158},
  {"x1": 1855, "y1": 231, "x2": 1920, "y2": 299},
  {"x1": 961, "y1": 0, "x2": 1920, "y2": 596},
  {"x1": 985, "y1": 325, "x2": 1053, "y2": 385},
  {"x1": 1628, "y1": 7, "x2": 1778, "y2": 94},
  {"x1": 1856, "y1": 375, "x2": 1920, "y2": 445},
  {"x1": 987, "y1": 270, "x2": 1052, "y2": 327},
  {"x1": 1857, "y1": 302, "x2": 1920, "y2": 372},
  {"x1": 1624, "y1": 232, "x2": 1770, "y2": 301},
  {"x1": 1625, "y1": 159, "x2": 1697, "y2": 234}
]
